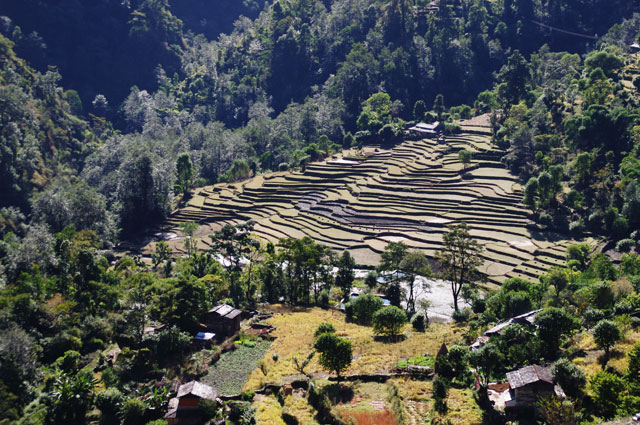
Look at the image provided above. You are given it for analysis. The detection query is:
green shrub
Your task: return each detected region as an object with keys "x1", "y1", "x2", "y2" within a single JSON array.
[
  {"x1": 55, "y1": 350, "x2": 81, "y2": 373},
  {"x1": 96, "y1": 388, "x2": 123, "y2": 425},
  {"x1": 347, "y1": 294, "x2": 383, "y2": 325},
  {"x1": 590, "y1": 371, "x2": 624, "y2": 419},
  {"x1": 373, "y1": 306, "x2": 407, "y2": 338},
  {"x1": 411, "y1": 313, "x2": 426, "y2": 332},
  {"x1": 616, "y1": 238, "x2": 635, "y2": 253},
  {"x1": 551, "y1": 359, "x2": 586, "y2": 399},
  {"x1": 314, "y1": 322, "x2": 336, "y2": 337},
  {"x1": 121, "y1": 398, "x2": 146, "y2": 425}
]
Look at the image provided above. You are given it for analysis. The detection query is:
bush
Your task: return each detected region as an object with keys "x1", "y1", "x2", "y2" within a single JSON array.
[
  {"x1": 411, "y1": 313, "x2": 426, "y2": 332},
  {"x1": 593, "y1": 319, "x2": 621, "y2": 359},
  {"x1": 96, "y1": 388, "x2": 123, "y2": 425},
  {"x1": 55, "y1": 350, "x2": 81, "y2": 373},
  {"x1": 583, "y1": 307, "x2": 605, "y2": 328},
  {"x1": 121, "y1": 398, "x2": 146, "y2": 425},
  {"x1": 590, "y1": 371, "x2": 625, "y2": 419},
  {"x1": 616, "y1": 238, "x2": 635, "y2": 253},
  {"x1": 314, "y1": 322, "x2": 336, "y2": 337},
  {"x1": 347, "y1": 294, "x2": 383, "y2": 325},
  {"x1": 373, "y1": 306, "x2": 407, "y2": 338},
  {"x1": 551, "y1": 359, "x2": 586, "y2": 399},
  {"x1": 452, "y1": 308, "x2": 471, "y2": 323},
  {"x1": 568, "y1": 219, "x2": 584, "y2": 235},
  {"x1": 319, "y1": 289, "x2": 330, "y2": 307}
]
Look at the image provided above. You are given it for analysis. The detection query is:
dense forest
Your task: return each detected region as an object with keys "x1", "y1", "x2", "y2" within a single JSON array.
[{"x1": 1, "y1": 0, "x2": 640, "y2": 424}]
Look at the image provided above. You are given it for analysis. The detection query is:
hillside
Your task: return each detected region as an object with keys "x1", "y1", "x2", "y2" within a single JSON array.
[{"x1": 159, "y1": 116, "x2": 594, "y2": 285}]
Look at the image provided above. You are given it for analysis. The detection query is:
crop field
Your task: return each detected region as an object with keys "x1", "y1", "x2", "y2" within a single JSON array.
[
  {"x1": 163, "y1": 115, "x2": 595, "y2": 285},
  {"x1": 201, "y1": 339, "x2": 271, "y2": 396}
]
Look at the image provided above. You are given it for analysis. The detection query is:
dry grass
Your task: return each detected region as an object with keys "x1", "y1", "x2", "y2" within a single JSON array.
[
  {"x1": 282, "y1": 394, "x2": 320, "y2": 425},
  {"x1": 254, "y1": 394, "x2": 286, "y2": 425},
  {"x1": 572, "y1": 328, "x2": 640, "y2": 378},
  {"x1": 243, "y1": 306, "x2": 466, "y2": 392},
  {"x1": 336, "y1": 406, "x2": 399, "y2": 425},
  {"x1": 447, "y1": 388, "x2": 483, "y2": 425},
  {"x1": 387, "y1": 378, "x2": 482, "y2": 425}
]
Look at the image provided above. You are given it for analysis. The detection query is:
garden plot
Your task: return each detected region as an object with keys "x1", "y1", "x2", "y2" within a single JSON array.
[
  {"x1": 160, "y1": 131, "x2": 592, "y2": 283},
  {"x1": 201, "y1": 339, "x2": 271, "y2": 396}
]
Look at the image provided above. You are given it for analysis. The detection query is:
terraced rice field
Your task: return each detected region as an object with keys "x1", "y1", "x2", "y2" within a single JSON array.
[{"x1": 163, "y1": 116, "x2": 594, "y2": 285}]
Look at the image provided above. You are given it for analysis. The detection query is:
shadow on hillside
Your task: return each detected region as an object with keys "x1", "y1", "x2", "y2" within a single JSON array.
[{"x1": 373, "y1": 334, "x2": 407, "y2": 344}]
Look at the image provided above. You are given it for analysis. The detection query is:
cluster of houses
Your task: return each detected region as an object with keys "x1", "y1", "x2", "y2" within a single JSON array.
[
  {"x1": 165, "y1": 302, "x2": 569, "y2": 422},
  {"x1": 469, "y1": 309, "x2": 567, "y2": 413}
]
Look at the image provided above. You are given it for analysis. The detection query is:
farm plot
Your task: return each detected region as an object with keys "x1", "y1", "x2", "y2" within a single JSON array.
[
  {"x1": 159, "y1": 126, "x2": 594, "y2": 281},
  {"x1": 201, "y1": 339, "x2": 271, "y2": 396}
]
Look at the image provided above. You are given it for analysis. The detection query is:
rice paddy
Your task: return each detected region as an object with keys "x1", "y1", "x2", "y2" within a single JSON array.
[{"x1": 162, "y1": 116, "x2": 596, "y2": 285}]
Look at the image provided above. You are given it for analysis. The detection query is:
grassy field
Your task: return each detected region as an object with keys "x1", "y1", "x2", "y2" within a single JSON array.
[
  {"x1": 152, "y1": 127, "x2": 594, "y2": 283},
  {"x1": 243, "y1": 306, "x2": 466, "y2": 392}
]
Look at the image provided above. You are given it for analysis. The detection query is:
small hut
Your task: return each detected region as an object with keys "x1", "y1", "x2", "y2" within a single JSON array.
[
  {"x1": 505, "y1": 365, "x2": 563, "y2": 410},
  {"x1": 205, "y1": 304, "x2": 242, "y2": 337},
  {"x1": 165, "y1": 381, "x2": 218, "y2": 425}
]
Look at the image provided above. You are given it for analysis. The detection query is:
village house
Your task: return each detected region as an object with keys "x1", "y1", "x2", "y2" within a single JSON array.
[
  {"x1": 165, "y1": 381, "x2": 218, "y2": 425},
  {"x1": 504, "y1": 365, "x2": 564, "y2": 411},
  {"x1": 204, "y1": 304, "x2": 242, "y2": 337},
  {"x1": 471, "y1": 309, "x2": 541, "y2": 351},
  {"x1": 630, "y1": 42, "x2": 640, "y2": 53},
  {"x1": 407, "y1": 121, "x2": 442, "y2": 137}
]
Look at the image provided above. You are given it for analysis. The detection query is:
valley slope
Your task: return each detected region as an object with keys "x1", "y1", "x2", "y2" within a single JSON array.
[{"x1": 160, "y1": 116, "x2": 595, "y2": 286}]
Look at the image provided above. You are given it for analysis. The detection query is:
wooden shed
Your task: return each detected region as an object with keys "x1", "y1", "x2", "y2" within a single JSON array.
[
  {"x1": 205, "y1": 304, "x2": 242, "y2": 337},
  {"x1": 505, "y1": 365, "x2": 561, "y2": 410},
  {"x1": 165, "y1": 381, "x2": 218, "y2": 425}
]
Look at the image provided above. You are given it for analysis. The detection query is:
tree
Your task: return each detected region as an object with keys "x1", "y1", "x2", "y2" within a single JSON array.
[
  {"x1": 537, "y1": 396, "x2": 579, "y2": 425},
  {"x1": 627, "y1": 343, "x2": 640, "y2": 382},
  {"x1": 314, "y1": 322, "x2": 336, "y2": 337},
  {"x1": 551, "y1": 358, "x2": 586, "y2": 399},
  {"x1": 372, "y1": 306, "x2": 407, "y2": 339},
  {"x1": 589, "y1": 371, "x2": 625, "y2": 419},
  {"x1": 347, "y1": 294, "x2": 383, "y2": 325},
  {"x1": 432, "y1": 376, "x2": 449, "y2": 413},
  {"x1": 151, "y1": 241, "x2": 172, "y2": 267},
  {"x1": 545, "y1": 268, "x2": 568, "y2": 301},
  {"x1": 534, "y1": 308, "x2": 580, "y2": 358},
  {"x1": 399, "y1": 250, "x2": 431, "y2": 314},
  {"x1": 458, "y1": 149, "x2": 472, "y2": 170},
  {"x1": 95, "y1": 388, "x2": 124, "y2": 425},
  {"x1": 161, "y1": 275, "x2": 209, "y2": 331},
  {"x1": 523, "y1": 177, "x2": 539, "y2": 210},
  {"x1": 378, "y1": 241, "x2": 408, "y2": 285},
  {"x1": 413, "y1": 100, "x2": 427, "y2": 121},
  {"x1": 433, "y1": 94, "x2": 445, "y2": 119},
  {"x1": 313, "y1": 333, "x2": 352, "y2": 380},
  {"x1": 593, "y1": 319, "x2": 621, "y2": 366},
  {"x1": 436, "y1": 223, "x2": 483, "y2": 312},
  {"x1": 117, "y1": 155, "x2": 168, "y2": 233},
  {"x1": 210, "y1": 221, "x2": 260, "y2": 306},
  {"x1": 175, "y1": 153, "x2": 195, "y2": 197},
  {"x1": 468, "y1": 343, "x2": 503, "y2": 387},
  {"x1": 335, "y1": 251, "x2": 355, "y2": 298},
  {"x1": 50, "y1": 371, "x2": 98, "y2": 424}
]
